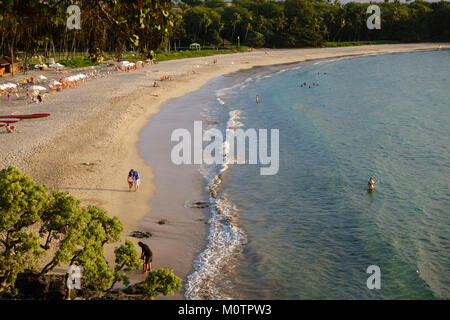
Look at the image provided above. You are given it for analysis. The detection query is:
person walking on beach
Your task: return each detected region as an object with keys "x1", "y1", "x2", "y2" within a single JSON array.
[
  {"x1": 127, "y1": 170, "x2": 134, "y2": 192},
  {"x1": 368, "y1": 177, "x2": 377, "y2": 191},
  {"x1": 138, "y1": 241, "x2": 152, "y2": 273},
  {"x1": 130, "y1": 169, "x2": 141, "y2": 192}
]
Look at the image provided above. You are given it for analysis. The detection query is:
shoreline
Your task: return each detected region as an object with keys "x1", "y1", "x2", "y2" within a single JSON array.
[{"x1": 1, "y1": 43, "x2": 449, "y2": 300}]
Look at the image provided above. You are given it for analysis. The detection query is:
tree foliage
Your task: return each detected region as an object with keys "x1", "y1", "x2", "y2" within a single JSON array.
[
  {"x1": 0, "y1": 167, "x2": 142, "y2": 298},
  {"x1": 172, "y1": 0, "x2": 450, "y2": 48},
  {"x1": 143, "y1": 268, "x2": 182, "y2": 300},
  {"x1": 1, "y1": 0, "x2": 449, "y2": 58},
  {"x1": 0, "y1": 0, "x2": 174, "y2": 62},
  {"x1": 0, "y1": 166, "x2": 49, "y2": 291},
  {"x1": 111, "y1": 239, "x2": 142, "y2": 289}
]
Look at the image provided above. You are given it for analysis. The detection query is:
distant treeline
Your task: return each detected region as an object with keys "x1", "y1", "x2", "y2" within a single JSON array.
[
  {"x1": 174, "y1": 0, "x2": 450, "y2": 48},
  {"x1": 0, "y1": 0, "x2": 173, "y2": 64},
  {"x1": 1, "y1": 0, "x2": 449, "y2": 64}
]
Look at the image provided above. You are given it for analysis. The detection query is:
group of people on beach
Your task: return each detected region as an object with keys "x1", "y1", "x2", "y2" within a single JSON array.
[
  {"x1": 127, "y1": 169, "x2": 140, "y2": 192},
  {"x1": 300, "y1": 81, "x2": 319, "y2": 88}
]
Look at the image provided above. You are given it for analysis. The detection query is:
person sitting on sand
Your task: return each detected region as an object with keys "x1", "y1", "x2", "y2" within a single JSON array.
[
  {"x1": 138, "y1": 241, "x2": 152, "y2": 273},
  {"x1": 127, "y1": 170, "x2": 134, "y2": 191},
  {"x1": 5, "y1": 125, "x2": 16, "y2": 133},
  {"x1": 368, "y1": 177, "x2": 377, "y2": 191},
  {"x1": 153, "y1": 81, "x2": 160, "y2": 87},
  {"x1": 160, "y1": 75, "x2": 172, "y2": 81}
]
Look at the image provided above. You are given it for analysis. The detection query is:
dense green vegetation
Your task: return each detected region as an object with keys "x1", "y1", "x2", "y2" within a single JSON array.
[
  {"x1": 0, "y1": 0, "x2": 173, "y2": 75},
  {"x1": 172, "y1": 0, "x2": 450, "y2": 48},
  {"x1": 0, "y1": 166, "x2": 181, "y2": 299},
  {"x1": 1, "y1": 0, "x2": 449, "y2": 74},
  {"x1": 59, "y1": 58, "x2": 100, "y2": 68},
  {"x1": 149, "y1": 46, "x2": 250, "y2": 61}
]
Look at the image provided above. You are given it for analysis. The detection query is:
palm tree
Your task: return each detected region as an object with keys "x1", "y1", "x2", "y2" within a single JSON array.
[
  {"x1": 231, "y1": 12, "x2": 242, "y2": 41},
  {"x1": 274, "y1": 16, "x2": 288, "y2": 32},
  {"x1": 244, "y1": 17, "x2": 253, "y2": 41},
  {"x1": 200, "y1": 12, "x2": 213, "y2": 44}
]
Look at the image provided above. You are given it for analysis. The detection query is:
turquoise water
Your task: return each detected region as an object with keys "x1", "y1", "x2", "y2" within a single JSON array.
[{"x1": 185, "y1": 50, "x2": 450, "y2": 300}]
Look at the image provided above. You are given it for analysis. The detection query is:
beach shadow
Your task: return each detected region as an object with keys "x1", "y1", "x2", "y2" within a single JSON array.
[{"x1": 60, "y1": 187, "x2": 130, "y2": 193}]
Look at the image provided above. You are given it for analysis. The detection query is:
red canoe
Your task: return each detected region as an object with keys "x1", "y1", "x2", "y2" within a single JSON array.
[
  {"x1": 0, "y1": 118, "x2": 20, "y2": 124},
  {"x1": 0, "y1": 113, "x2": 50, "y2": 119}
]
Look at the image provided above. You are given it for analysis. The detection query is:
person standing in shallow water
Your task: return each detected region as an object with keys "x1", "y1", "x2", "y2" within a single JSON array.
[{"x1": 256, "y1": 95, "x2": 260, "y2": 104}]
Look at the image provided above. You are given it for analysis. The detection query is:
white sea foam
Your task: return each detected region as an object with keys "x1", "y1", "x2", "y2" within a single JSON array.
[
  {"x1": 184, "y1": 108, "x2": 247, "y2": 300},
  {"x1": 227, "y1": 110, "x2": 244, "y2": 129}
]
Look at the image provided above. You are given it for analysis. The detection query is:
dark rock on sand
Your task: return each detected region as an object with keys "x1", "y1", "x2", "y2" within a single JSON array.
[
  {"x1": 187, "y1": 201, "x2": 210, "y2": 209},
  {"x1": 129, "y1": 231, "x2": 152, "y2": 238}
]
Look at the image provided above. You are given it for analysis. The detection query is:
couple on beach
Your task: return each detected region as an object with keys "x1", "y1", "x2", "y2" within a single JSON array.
[{"x1": 128, "y1": 169, "x2": 140, "y2": 192}]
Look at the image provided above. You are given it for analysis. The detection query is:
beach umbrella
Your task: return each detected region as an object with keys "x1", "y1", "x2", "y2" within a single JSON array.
[
  {"x1": 49, "y1": 80, "x2": 62, "y2": 86},
  {"x1": 28, "y1": 85, "x2": 47, "y2": 91},
  {"x1": 35, "y1": 64, "x2": 48, "y2": 70},
  {"x1": 50, "y1": 63, "x2": 64, "y2": 68},
  {"x1": 1, "y1": 83, "x2": 17, "y2": 90}
]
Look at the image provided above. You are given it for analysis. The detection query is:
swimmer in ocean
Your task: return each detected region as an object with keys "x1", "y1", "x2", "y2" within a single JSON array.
[{"x1": 367, "y1": 177, "x2": 377, "y2": 191}]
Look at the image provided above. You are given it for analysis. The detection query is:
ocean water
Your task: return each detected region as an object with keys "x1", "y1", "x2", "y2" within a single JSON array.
[{"x1": 157, "y1": 50, "x2": 450, "y2": 300}]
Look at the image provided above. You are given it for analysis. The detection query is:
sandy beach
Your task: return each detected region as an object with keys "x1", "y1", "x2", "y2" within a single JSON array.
[{"x1": 0, "y1": 43, "x2": 448, "y2": 299}]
